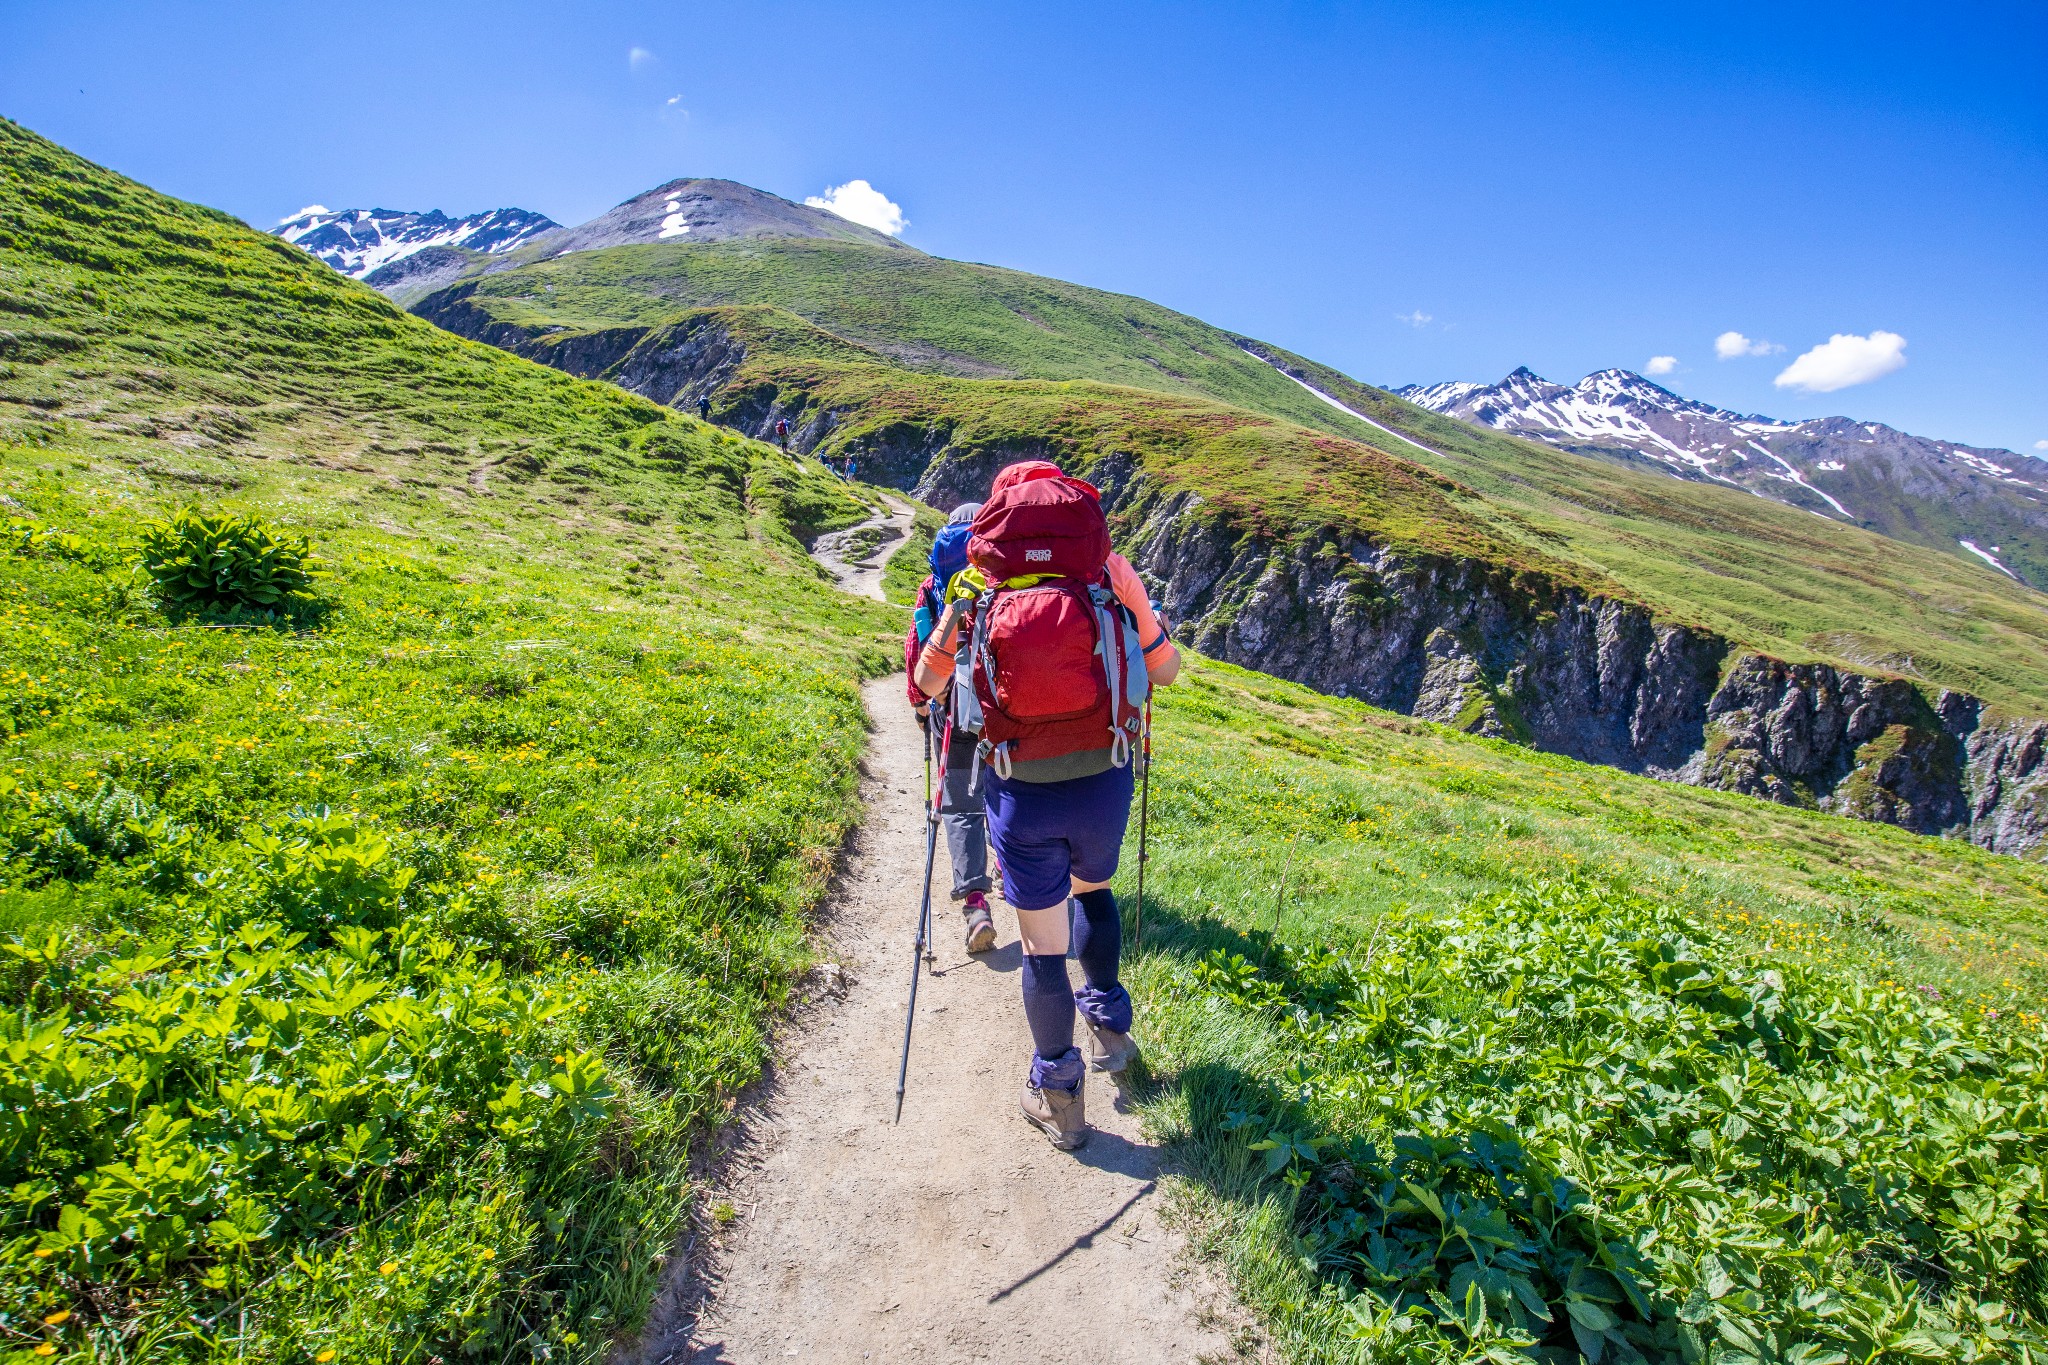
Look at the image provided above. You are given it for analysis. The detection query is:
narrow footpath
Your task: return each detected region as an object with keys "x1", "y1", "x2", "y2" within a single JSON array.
[{"x1": 635, "y1": 495, "x2": 1235, "y2": 1364}]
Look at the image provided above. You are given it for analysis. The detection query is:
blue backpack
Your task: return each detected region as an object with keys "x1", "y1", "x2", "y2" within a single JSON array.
[
  {"x1": 930, "y1": 518, "x2": 973, "y2": 593},
  {"x1": 914, "y1": 518, "x2": 976, "y2": 645}
]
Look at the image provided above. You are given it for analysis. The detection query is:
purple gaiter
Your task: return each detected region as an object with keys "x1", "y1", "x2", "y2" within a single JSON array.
[
  {"x1": 1072, "y1": 888, "x2": 1133, "y2": 1034},
  {"x1": 1022, "y1": 953, "x2": 1082, "y2": 1091}
]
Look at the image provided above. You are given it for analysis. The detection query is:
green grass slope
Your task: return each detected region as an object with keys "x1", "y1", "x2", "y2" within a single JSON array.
[
  {"x1": 1258, "y1": 348, "x2": 2048, "y2": 709},
  {"x1": 0, "y1": 116, "x2": 896, "y2": 1362},
  {"x1": 10, "y1": 116, "x2": 2048, "y2": 1365},
  {"x1": 1119, "y1": 657, "x2": 2048, "y2": 1362},
  {"x1": 716, "y1": 306, "x2": 2048, "y2": 715},
  {"x1": 427, "y1": 237, "x2": 1381, "y2": 432},
  {"x1": 420, "y1": 244, "x2": 2048, "y2": 715}
]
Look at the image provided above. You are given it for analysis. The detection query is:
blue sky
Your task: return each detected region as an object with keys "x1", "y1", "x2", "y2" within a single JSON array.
[{"x1": 6, "y1": 0, "x2": 2043, "y2": 451}]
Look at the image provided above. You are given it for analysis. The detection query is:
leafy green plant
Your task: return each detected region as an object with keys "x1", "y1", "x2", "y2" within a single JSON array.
[
  {"x1": 1172, "y1": 880, "x2": 2048, "y2": 1363},
  {"x1": 138, "y1": 510, "x2": 323, "y2": 624},
  {"x1": 6, "y1": 518, "x2": 93, "y2": 564}
]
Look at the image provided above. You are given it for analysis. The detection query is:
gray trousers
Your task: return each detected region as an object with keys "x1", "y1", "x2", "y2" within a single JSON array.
[{"x1": 938, "y1": 750, "x2": 992, "y2": 899}]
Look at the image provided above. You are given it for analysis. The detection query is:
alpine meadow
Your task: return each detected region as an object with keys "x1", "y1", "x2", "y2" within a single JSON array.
[{"x1": 3, "y1": 105, "x2": 2048, "y2": 1365}]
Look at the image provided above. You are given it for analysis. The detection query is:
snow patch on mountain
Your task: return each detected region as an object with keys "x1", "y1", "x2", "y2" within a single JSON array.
[
  {"x1": 275, "y1": 207, "x2": 560, "y2": 278},
  {"x1": 1747, "y1": 440, "x2": 1855, "y2": 520},
  {"x1": 1961, "y1": 540, "x2": 2019, "y2": 579},
  {"x1": 1396, "y1": 365, "x2": 2048, "y2": 588},
  {"x1": 1242, "y1": 349, "x2": 1443, "y2": 458},
  {"x1": 657, "y1": 193, "x2": 691, "y2": 239}
]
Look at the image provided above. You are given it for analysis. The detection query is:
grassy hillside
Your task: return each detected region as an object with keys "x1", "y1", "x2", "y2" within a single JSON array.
[
  {"x1": 430, "y1": 236, "x2": 1369, "y2": 432},
  {"x1": 1120, "y1": 657, "x2": 2048, "y2": 1362},
  {"x1": 0, "y1": 116, "x2": 896, "y2": 1362},
  {"x1": 722, "y1": 307, "x2": 2048, "y2": 715},
  {"x1": 1258, "y1": 348, "x2": 2048, "y2": 708},
  {"x1": 421, "y1": 246, "x2": 2048, "y2": 716},
  {"x1": 9, "y1": 115, "x2": 2048, "y2": 1365}
]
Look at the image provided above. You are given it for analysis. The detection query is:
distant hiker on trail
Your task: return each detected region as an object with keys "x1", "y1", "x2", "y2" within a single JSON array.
[
  {"x1": 906, "y1": 502, "x2": 997, "y2": 954},
  {"x1": 697, "y1": 396, "x2": 711, "y2": 423},
  {"x1": 775, "y1": 417, "x2": 790, "y2": 449},
  {"x1": 914, "y1": 460, "x2": 1180, "y2": 1151}
]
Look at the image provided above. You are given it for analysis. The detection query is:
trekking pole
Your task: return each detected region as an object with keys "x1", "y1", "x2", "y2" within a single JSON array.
[
  {"x1": 894, "y1": 703, "x2": 945, "y2": 1123},
  {"x1": 1133, "y1": 695, "x2": 1153, "y2": 946}
]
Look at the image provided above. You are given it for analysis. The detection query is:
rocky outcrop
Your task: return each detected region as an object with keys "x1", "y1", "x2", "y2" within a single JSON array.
[
  {"x1": 938, "y1": 448, "x2": 2048, "y2": 856},
  {"x1": 415, "y1": 296, "x2": 2048, "y2": 857}
]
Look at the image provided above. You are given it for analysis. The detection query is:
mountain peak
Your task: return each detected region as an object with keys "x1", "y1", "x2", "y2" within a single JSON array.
[
  {"x1": 274, "y1": 177, "x2": 916, "y2": 288},
  {"x1": 520, "y1": 177, "x2": 917, "y2": 260},
  {"x1": 273, "y1": 205, "x2": 559, "y2": 278},
  {"x1": 1396, "y1": 364, "x2": 2048, "y2": 582}
]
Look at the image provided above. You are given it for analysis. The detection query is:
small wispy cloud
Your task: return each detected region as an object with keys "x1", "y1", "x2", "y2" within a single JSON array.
[
  {"x1": 1774, "y1": 331, "x2": 1908, "y2": 393},
  {"x1": 280, "y1": 204, "x2": 329, "y2": 224},
  {"x1": 1715, "y1": 330, "x2": 1783, "y2": 359},
  {"x1": 804, "y1": 179, "x2": 907, "y2": 236},
  {"x1": 2034, "y1": 440, "x2": 2047, "y2": 451},
  {"x1": 628, "y1": 46, "x2": 656, "y2": 70},
  {"x1": 1645, "y1": 355, "x2": 1678, "y2": 376},
  {"x1": 1395, "y1": 310, "x2": 1433, "y2": 328},
  {"x1": 666, "y1": 93, "x2": 685, "y2": 105}
]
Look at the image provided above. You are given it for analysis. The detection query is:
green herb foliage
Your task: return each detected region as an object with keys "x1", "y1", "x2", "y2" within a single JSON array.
[
  {"x1": 138, "y1": 510, "x2": 323, "y2": 624},
  {"x1": 1123, "y1": 659, "x2": 2048, "y2": 1363},
  {"x1": 0, "y1": 115, "x2": 895, "y2": 1363}
]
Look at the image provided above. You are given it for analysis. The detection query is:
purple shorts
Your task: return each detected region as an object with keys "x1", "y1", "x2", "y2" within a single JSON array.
[{"x1": 982, "y1": 762, "x2": 1136, "y2": 911}]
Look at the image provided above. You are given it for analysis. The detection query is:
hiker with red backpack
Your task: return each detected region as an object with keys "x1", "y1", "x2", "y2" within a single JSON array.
[
  {"x1": 914, "y1": 460, "x2": 1180, "y2": 1151},
  {"x1": 905, "y1": 502, "x2": 998, "y2": 954}
]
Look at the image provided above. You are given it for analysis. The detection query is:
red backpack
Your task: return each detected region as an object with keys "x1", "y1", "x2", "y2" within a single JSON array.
[{"x1": 953, "y1": 473, "x2": 1149, "y2": 777}]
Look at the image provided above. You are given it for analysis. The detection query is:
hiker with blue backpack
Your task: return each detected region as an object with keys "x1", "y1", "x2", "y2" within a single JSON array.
[
  {"x1": 905, "y1": 503, "x2": 999, "y2": 954},
  {"x1": 913, "y1": 460, "x2": 1180, "y2": 1150}
]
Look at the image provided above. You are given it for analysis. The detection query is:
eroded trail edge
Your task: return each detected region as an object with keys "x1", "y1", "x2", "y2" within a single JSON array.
[{"x1": 630, "y1": 500, "x2": 1233, "y2": 1364}]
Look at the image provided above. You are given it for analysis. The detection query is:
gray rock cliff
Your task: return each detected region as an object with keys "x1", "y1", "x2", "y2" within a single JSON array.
[{"x1": 415, "y1": 305, "x2": 2048, "y2": 858}]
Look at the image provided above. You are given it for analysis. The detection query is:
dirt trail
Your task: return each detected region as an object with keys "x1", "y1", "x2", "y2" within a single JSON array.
[
  {"x1": 810, "y1": 495, "x2": 916, "y2": 602},
  {"x1": 635, "y1": 501, "x2": 1234, "y2": 1364}
]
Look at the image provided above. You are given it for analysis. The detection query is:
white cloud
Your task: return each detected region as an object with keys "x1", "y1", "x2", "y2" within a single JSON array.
[
  {"x1": 628, "y1": 46, "x2": 656, "y2": 70},
  {"x1": 1715, "y1": 330, "x2": 1783, "y2": 359},
  {"x1": 2035, "y1": 440, "x2": 2048, "y2": 451},
  {"x1": 1774, "y1": 331, "x2": 1908, "y2": 393},
  {"x1": 280, "y1": 204, "x2": 329, "y2": 224},
  {"x1": 666, "y1": 93, "x2": 685, "y2": 105},
  {"x1": 804, "y1": 179, "x2": 907, "y2": 236},
  {"x1": 1645, "y1": 355, "x2": 1678, "y2": 376},
  {"x1": 1395, "y1": 310, "x2": 1433, "y2": 328}
]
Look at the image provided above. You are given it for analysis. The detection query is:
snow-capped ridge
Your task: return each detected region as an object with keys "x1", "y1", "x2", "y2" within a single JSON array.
[
  {"x1": 274, "y1": 206, "x2": 561, "y2": 279},
  {"x1": 1396, "y1": 365, "x2": 2048, "y2": 587}
]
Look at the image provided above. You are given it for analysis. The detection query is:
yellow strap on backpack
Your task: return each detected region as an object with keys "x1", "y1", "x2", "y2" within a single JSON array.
[{"x1": 946, "y1": 565, "x2": 1069, "y2": 600}]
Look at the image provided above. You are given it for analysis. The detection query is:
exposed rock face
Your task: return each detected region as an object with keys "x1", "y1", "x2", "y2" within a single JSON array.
[
  {"x1": 497, "y1": 178, "x2": 913, "y2": 262},
  {"x1": 1398, "y1": 365, "x2": 2048, "y2": 590},
  {"x1": 938, "y1": 442, "x2": 2048, "y2": 857},
  {"x1": 418, "y1": 302, "x2": 2048, "y2": 857}
]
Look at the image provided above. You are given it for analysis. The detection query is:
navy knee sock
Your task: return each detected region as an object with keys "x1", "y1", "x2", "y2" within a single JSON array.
[
  {"x1": 1021, "y1": 953, "x2": 1076, "y2": 1061},
  {"x1": 1072, "y1": 889, "x2": 1121, "y2": 990},
  {"x1": 1072, "y1": 890, "x2": 1134, "y2": 1034}
]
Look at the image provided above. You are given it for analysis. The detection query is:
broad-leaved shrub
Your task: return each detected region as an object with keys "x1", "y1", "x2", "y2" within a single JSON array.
[{"x1": 139, "y1": 511, "x2": 323, "y2": 625}]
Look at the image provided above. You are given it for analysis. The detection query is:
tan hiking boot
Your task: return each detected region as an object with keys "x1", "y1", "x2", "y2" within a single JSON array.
[
  {"x1": 1086, "y1": 1023, "x2": 1141, "y2": 1075},
  {"x1": 1018, "y1": 1081, "x2": 1088, "y2": 1150},
  {"x1": 962, "y1": 891, "x2": 997, "y2": 954}
]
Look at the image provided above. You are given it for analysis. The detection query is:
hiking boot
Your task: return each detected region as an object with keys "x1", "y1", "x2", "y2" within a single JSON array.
[
  {"x1": 1086, "y1": 1022, "x2": 1141, "y2": 1075},
  {"x1": 962, "y1": 892, "x2": 997, "y2": 954},
  {"x1": 1019, "y1": 1080, "x2": 1088, "y2": 1150}
]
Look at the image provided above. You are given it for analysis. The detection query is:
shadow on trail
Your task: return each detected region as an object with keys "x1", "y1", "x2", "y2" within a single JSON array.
[
  {"x1": 933, "y1": 939, "x2": 1021, "y2": 976},
  {"x1": 986, "y1": 1179, "x2": 1158, "y2": 1305}
]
